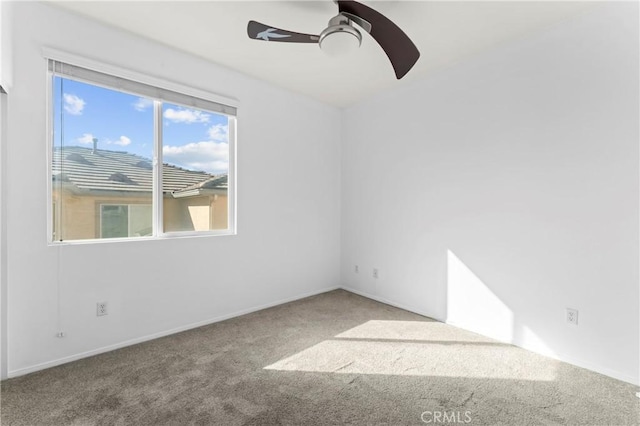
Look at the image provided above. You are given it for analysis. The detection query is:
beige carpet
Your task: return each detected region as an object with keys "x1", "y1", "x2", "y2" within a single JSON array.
[{"x1": 1, "y1": 290, "x2": 638, "y2": 425}]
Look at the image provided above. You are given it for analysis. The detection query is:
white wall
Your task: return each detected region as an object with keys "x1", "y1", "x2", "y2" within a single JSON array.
[
  {"x1": 5, "y1": 2, "x2": 341, "y2": 376},
  {"x1": 0, "y1": 0, "x2": 12, "y2": 381},
  {"x1": 341, "y1": 3, "x2": 639, "y2": 385},
  {"x1": 0, "y1": 0, "x2": 11, "y2": 91},
  {"x1": 0, "y1": 90, "x2": 6, "y2": 380}
]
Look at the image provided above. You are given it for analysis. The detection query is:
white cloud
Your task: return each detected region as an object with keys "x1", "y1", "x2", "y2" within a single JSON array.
[
  {"x1": 163, "y1": 108, "x2": 210, "y2": 124},
  {"x1": 133, "y1": 98, "x2": 154, "y2": 112},
  {"x1": 207, "y1": 124, "x2": 229, "y2": 143},
  {"x1": 112, "y1": 136, "x2": 132, "y2": 146},
  {"x1": 163, "y1": 141, "x2": 229, "y2": 174},
  {"x1": 63, "y1": 94, "x2": 85, "y2": 115},
  {"x1": 105, "y1": 135, "x2": 132, "y2": 146},
  {"x1": 77, "y1": 133, "x2": 95, "y2": 145}
]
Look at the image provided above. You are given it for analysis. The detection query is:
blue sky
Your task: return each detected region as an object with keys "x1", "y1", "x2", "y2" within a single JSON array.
[{"x1": 53, "y1": 76, "x2": 229, "y2": 174}]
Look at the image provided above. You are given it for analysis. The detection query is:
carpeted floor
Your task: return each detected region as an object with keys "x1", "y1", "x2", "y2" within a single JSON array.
[{"x1": 1, "y1": 289, "x2": 638, "y2": 425}]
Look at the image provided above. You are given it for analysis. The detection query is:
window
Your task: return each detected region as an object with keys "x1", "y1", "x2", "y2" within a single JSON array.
[
  {"x1": 100, "y1": 204, "x2": 152, "y2": 238},
  {"x1": 48, "y1": 58, "x2": 236, "y2": 242}
]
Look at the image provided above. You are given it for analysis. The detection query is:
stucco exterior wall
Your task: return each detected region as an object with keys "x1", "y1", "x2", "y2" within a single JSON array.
[{"x1": 53, "y1": 190, "x2": 228, "y2": 240}]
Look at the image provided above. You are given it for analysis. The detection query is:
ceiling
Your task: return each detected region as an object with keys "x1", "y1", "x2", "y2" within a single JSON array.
[{"x1": 49, "y1": 1, "x2": 597, "y2": 107}]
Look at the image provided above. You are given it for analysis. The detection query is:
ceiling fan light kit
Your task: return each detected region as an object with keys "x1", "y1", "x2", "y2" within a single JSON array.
[
  {"x1": 319, "y1": 15, "x2": 362, "y2": 56},
  {"x1": 247, "y1": 0, "x2": 420, "y2": 79}
]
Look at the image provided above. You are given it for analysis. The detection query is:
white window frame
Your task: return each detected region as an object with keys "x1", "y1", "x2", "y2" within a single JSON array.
[{"x1": 45, "y1": 48, "x2": 238, "y2": 245}]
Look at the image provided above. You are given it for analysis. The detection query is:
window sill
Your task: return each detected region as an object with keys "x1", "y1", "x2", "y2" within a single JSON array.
[{"x1": 48, "y1": 230, "x2": 237, "y2": 246}]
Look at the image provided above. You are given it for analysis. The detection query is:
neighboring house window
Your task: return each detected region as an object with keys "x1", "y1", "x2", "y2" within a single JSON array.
[
  {"x1": 100, "y1": 204, "x2": 152, "y2": 238},
  {"x1": 48, "y1": 58, "x2": 236, "y2": 242}
]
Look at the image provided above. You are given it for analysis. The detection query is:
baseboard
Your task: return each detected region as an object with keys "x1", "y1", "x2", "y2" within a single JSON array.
[
  {"x1": 8, "y1": 285, "x2": 341, "y2": 379},
  {"x1": 340, "y1": 285, "x2": 639, "y2": 386},
  {"x1": 340, "y1": 286, "x2": 444, "y2": 322},
  {"x1": 534, "y1": 348, "x2": 639, "y2": 386}
]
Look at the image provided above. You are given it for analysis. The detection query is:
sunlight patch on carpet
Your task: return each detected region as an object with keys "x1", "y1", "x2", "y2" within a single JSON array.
[
  {"x1": 334, "y1": 320, "x2": 493, "y2": 342},
  {"x1": 265, "y1": 321, "x2": 557, "y2": 381}
]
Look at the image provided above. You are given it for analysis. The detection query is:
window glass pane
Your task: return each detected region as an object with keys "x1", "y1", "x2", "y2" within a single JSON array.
[
  {"x1": 161, "y1": 102, "x2": 229, "y2": 233},
  {"x1": 128, "y1": 204, "x2": 152, "y2": 237},
  {"x1": 52, "y1": 76, "x2": 154, "y2": 240},
  {"x1": 101, "y1": 205, "x2": 128, "y2": 238}
]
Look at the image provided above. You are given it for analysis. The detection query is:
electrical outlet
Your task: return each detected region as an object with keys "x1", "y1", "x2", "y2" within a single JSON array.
[
  {"x1": 56, "y1": 331, "x2": 66, "y2": 338},
  {"x1": 373, "y1": 268, "x2": 379, "y2": 279},
  {"x1": 97, "y1": 302, "x2": 108, "y2": 317},
  {"x1": 566, "y1": 308, "x2": 578, "y2": 325},
  {"x1": 354, "y1": 265, "x2": 359, "y2": 273}
]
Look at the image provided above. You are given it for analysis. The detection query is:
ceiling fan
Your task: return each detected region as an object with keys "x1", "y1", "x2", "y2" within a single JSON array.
[{"x1": 247, "y1": 0, "x2": 420, "y2": 80}]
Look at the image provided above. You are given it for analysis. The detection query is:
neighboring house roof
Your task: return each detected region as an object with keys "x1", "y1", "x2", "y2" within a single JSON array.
[{"x1": 52, "y1": 146, "x2": 227, "y2": 195}]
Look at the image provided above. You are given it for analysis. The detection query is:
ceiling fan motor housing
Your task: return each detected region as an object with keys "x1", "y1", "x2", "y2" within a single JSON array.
[{"x1": 319, "y1": 14, "x2": 362, "y2": 54}]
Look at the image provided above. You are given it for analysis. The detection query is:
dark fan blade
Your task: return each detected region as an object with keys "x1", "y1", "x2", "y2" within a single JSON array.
[
  {"x1": 337, "y1": 1, "x2": 420, "y2": 79},
  {"x1": 247, "y1": 21, "x2": 319, "y2": 43}
]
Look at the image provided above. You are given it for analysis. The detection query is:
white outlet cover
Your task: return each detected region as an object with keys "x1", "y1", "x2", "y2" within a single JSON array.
[
  {"x1": 566, "y1": 308, "x2": 578, "y2": 325},
  {"x1": 97, "y1": 302, "x2": 108, "y2": 316}
]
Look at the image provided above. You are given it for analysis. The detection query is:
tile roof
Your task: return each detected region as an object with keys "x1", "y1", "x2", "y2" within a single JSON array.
[{"x1": 52, "y1": 146, "x2": 227, "y2": 194}]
